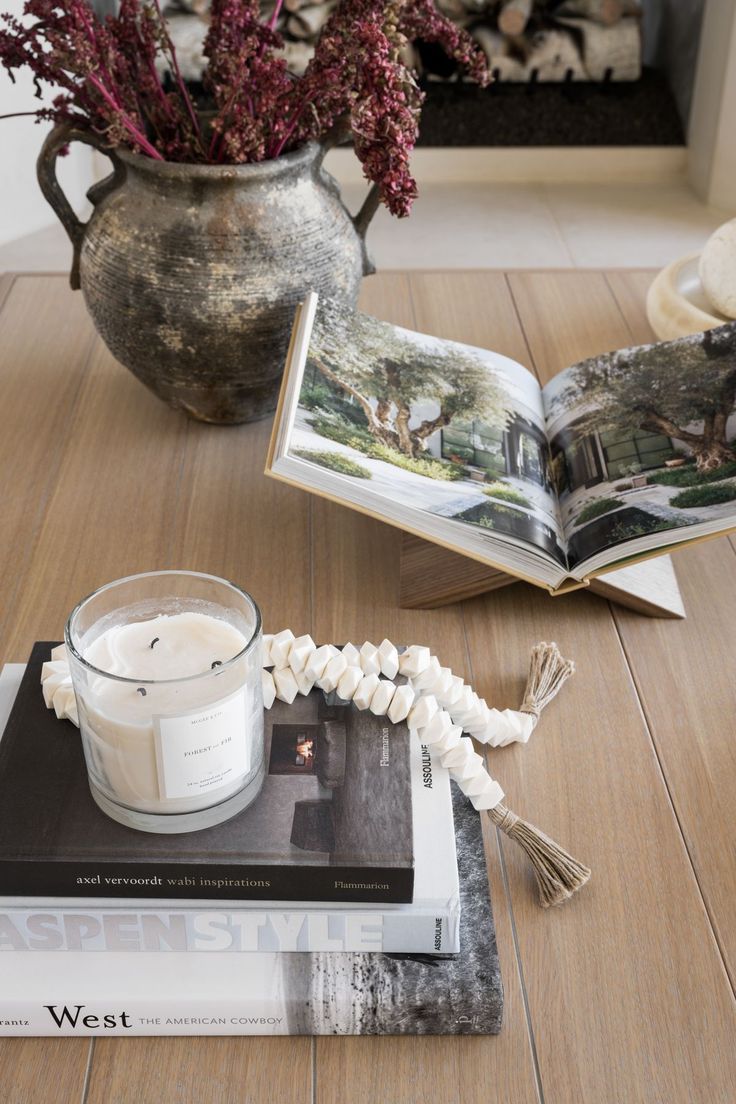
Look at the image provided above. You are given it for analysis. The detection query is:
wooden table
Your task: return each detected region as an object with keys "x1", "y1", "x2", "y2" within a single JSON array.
[{"x1": 1, "y1": 270, "x2": 735, "y2": 1104}]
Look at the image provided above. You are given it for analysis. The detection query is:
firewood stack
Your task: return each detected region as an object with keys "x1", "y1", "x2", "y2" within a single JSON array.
[{"x1": 164, "y1": 0, "x2": 642, "y2": 84}]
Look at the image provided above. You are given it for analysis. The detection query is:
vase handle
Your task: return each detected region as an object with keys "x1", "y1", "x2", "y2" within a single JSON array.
[
  {"x1": 352, "y1": 185, "x2": 380, "y2": 277},
  {"x1": 37, "y1": 123, "x2": 125, "y2": 291}
]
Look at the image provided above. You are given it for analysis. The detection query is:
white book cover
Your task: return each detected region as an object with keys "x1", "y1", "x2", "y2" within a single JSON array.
[{"x1": 0, "y1": 664, "x2": 460, "y2": 954}]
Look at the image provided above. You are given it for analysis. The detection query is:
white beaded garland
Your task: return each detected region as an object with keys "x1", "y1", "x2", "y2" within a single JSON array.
[
  {"x1": 377, "y1": 639, "x2": 399, "y2": 680},
  {"x1": 316, "y1": 652, "x2": 347, "y2": 693},
  {"x1": 359, "y1": 641, "x2": 381, "y2": 677},
  {"x1": 398, "y1": 645, "x2": 431, "y2": 679},
  {"x1": 337, "y1": 664, "x2": 363, "y2": 702},
  {"x1": 288, "y1": 634, "x2": 316, "y2": 674},
  {"x1": 304, "y1": 644, "x2": 336, "y2": 682},
  {"x1": 387, "y1": 683, "x2": 414, "y2": 724},
  {"x1": 369, "y1": 679, "x2": 395, "y2": 716},
  {"x1": 273, "y1": 666, "x2": 299, "y2": 704},
  {"x1": 261, "y1": 668, "x2": 276, "y2": 710},
  {"x1": 341, "y1": 642, "x2": 361, "y2": 667},
  {"x1": 270, "y1": 629, "x2": 295, "y2": 670},
  {"x1": 407, "y1": 693, "x2": 439, "y2": 733}
]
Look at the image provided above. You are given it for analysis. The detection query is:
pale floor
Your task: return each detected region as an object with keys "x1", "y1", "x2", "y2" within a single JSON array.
[{"x1": 0, "y1": 180, "x2": 729, "y2": 273}]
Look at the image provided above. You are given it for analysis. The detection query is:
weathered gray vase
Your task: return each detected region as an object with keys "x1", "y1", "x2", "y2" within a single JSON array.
[{"x1": 37, "y1": 123, "x2": 379, "y2": 423}]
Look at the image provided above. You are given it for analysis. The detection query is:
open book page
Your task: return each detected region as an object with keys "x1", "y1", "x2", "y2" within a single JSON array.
[
  {"x1": 274, "y1": 297, "x2": 568, "y2": 582},
  {"x1": 541, "y1": 322, "x2": 736, "y2": 576}
]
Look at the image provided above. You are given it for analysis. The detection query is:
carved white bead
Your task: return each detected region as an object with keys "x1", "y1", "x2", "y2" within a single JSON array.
[
  {"x1": 261, "y1": 634, "x2": 274, "y2": 667},
  {"x1": 387, "y1": 684, "x2": 415, "y2": 724},
  {"x1": 304, "y1": 644, "x2": 336, "y2": 682},
  {"x1": 337, "y1": 664, "x2": 363, "y2": 702},
  {"x1": 359, "y1": 642, "x2": 381, "y2": 677},
  {"x1": 295, "y1": 669, "x2": 315, "y2": 696},
  {"x1": 377, "y1": 639, "x2": 399, "y2": 680},
  {"x1": 270, "y1": 629, "x2": 295, "y2": 670},
  {"x1": 407, "y1": 694, "x2": 439, "y2": 733},
  {"x1": 440, "y1": 736, "x2": 475, "y2": 772},
  {"x1": 52, "y1": 681, "x2": 74, "y2": 719},
  {"x1": 450, "y1": 685, "x2": 477, "y2": 721},
  {"x1": 273, "y1": 666, "x2": 299, "y2": 704},
  {"x1": 353, "y1": 673, "x2": 380, "y2": 711},
  {"x1": 261, "y1": 668, "x2": 276, "y2": 709},
  {"x1": 370, "y1": 679, "x2": 396, "y2": 716},
  {"x1": 439, "y1": 674, "x2": 465, "y2": 709},
  {"x1": 478, "y1": 709, "x2": 535, "y2": 747},
  {"x1": 465, "y1": 701, "x2": 492, "y2": 737},
  {"x1": 451, "y1": 750, "x2": 486, "y2": 782},
  {"x1": 469, "y1": 778, "x2": 505, "y2": 811},
  {"x1": 433, "y1": 726, "x2": 462, "y2": 755},
  {"x1": 51, "y1": 643, "x2": 68, "y2": 662},
  {"x1": 410, "y1": 655, "x2": 442, "y2": 692},
  {"x1": 316, "y1": 652, "x2": 348, "y2": 693},
  {"x1": 41, "y1": 668, "x2": 71, "y2": 708},
  {"x1": 398, "y1": 645, "x2": 431, "y2": 678},
  {"x1": 288, "y1": 634, "x2": 316, "y2": 674},
  {"x1": 463, "y1": 771, "x2": 496, "y2": 798},
  {"x1": 341, "y1": 642, "x2": 361, "y2": 667},
  {"x1": 417, "y1": 708, "x2": 453, "y2": 745}
]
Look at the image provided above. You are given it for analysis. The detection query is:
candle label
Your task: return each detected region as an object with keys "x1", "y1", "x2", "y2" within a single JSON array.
[{"x1": 153, "y1": 688, "x2": 250, "y2": 800}]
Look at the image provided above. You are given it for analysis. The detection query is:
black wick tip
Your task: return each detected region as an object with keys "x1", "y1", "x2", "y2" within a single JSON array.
[
  {"x1": 137, "y1": 687, "x2": 147, "y2": 696},
  {"x1": 150, "y1": 637, "x2": 160, "y2": 649},
  {"x1": 211, "y1": 660, "x2": 223, "y2": 669}
]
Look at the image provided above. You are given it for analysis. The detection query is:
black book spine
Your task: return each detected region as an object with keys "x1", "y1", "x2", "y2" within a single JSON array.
[{"x1": 0, "y1": 861, "x2": 414, "y2": 904}]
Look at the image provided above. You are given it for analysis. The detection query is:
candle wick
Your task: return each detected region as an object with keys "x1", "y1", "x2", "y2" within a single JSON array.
[
  {"x1": 211, "y1": 661, "x2": 223, "y2": 669},
  {"x1": 150, "y1": 637, "x2": 160, "y2": 649},
  {"x1": 137, "y1": 687, "x2": 147, "y2": 696}
]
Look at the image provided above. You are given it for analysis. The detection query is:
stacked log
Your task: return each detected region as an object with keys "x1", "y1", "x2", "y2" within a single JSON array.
[{"x1": 163, "y1": 0, "x2": 643, "y2": 84}]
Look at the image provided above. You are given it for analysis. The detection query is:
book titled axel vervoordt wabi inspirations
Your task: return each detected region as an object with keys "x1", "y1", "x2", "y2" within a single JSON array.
[
  {"x1": 0, "y1": 786, "x2": 501, "y2": 1036},
  {"x1": 0, "y1": 664, "x2": 460, "y2": 954},
  {"x1": 0, "y1": 645, "x2": 423, "y2": 905},
  {"x1": 267, "y1": 295, "x2": 736, "y2": 593}
]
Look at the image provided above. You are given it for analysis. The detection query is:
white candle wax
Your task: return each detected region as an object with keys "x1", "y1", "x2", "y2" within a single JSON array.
[{"x1": 78, "y1": 612, "x2": 259, "y2": 815}]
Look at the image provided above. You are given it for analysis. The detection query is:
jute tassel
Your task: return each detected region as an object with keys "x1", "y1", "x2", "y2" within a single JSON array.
[
  {"x1": 520, "y1": 641, "x2": 575, "y2": 727},
  {"x1": 489, "y1": 803, "x2": 591, "y2": 908}
]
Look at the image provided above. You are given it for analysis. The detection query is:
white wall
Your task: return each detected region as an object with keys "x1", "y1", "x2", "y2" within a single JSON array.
[
  {"x1": 688, "y1": 0, "x2": 736, "y2": 211},
  {"x1": 0, "y1": 0, "x2": 94, "y2": 247}
]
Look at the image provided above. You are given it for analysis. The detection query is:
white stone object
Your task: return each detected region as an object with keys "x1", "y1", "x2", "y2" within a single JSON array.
[
  {"x1": 377, "y1": 639, "x2": 399, "y2": 680},
  {"x1": 410, "y1": 655, "x2": 442, "y2": 692},
  {"x1": 407, "y1": 694, "x2": 439, "y2": 733},
  {"x1": 440, "y1": 736, "x2": 475, "y2": 772},
  {"x1": 353, "y1": 673, "x2": 380, "y2": 711},
  {"x1": 468, "y1": 777, "x2": 505, "y2": 811},
  {"x1": 294, "y1": 669, "x2": 315, "y2": 696},
  {"x1": 337, "y1": 665, "x2": 363, "y2": 702},
  {"x1": 341, "y1": 643, "x2": 361, "y2": 667},
  {"x1": 450, "y1": 685, "x2": 477, "y2": 721},
  {"x1": 398, "y1": 645, "x2": 431, "y2": 678},
  {"x1": 288, "y1": 634, "x2": 316, "y2": 674},
  {"x1": 417, "y1": 708, "x2": 453, "y2": 746},
  {"x1": 478, "y1": 709, "x2": 535, "y2": 747},
  {"x1": 359, "y1": 642, "x2": 381, "y2": 677},
  {"x1": 441, "y1": 674, "x2": 465, "y2": 708},
  {"x1": 700, "y1": 219, "x2": 736, "y2": 319},
  {"x1": 369, "y1": 679, "x2": 396, "y2": 716},
  {"x1": 261, "y1": 634, "x2": 274, "y2": 667},
  {"x1": 432, "y1": 726, "x2": 463, "y2": 756},
  {"x1": 51, "y1": 643, "x2": 68, "y2": 662},
  {"x1": 387, "y1": 684, "x2": 415, "y2": 724},
  {"x1": 451, "y1": 749, "x2": 486, "y2": 783},
  {"x1": 304, "y1": 644, "x2": 336, "y2": 682},
  {"x1": 465, "y1": 701, "x2": 493, "y2": 737},
  {"x1": 261, "y1": 669, "x2": 276, "y2": 709},
  {"x1": 316, "y1": 652, "x2": 348, "y2": 693},
  {"x1": 270, "y1": 629, "x2": 295, "y2": 670},
  {"x1": 273, "y1": 666, "x2": 299, "y2": 704}
]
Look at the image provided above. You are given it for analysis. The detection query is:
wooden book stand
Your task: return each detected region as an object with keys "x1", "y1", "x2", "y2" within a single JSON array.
[{"x1": 398, "y1": 534, "x2": 685, "y2": 618}]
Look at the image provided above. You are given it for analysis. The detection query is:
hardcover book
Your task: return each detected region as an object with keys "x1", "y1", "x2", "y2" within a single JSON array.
[
  {"x1": 0, "y1": 663, "x2": 460, "y2": 954},
  {"x1": 267, "y1": 296, "x2": 736, "y2": 594},
  {"x1": 0, "y1": 786, "x2": 501, "y2": 1036},
  {"x1": 0, "y1": 645, "x2": 416, "y2": 904}
]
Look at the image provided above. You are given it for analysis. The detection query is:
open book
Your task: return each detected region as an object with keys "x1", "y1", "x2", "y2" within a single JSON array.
[{"x1": 266, "y1": 294, "x2": 736, "y2": 593}]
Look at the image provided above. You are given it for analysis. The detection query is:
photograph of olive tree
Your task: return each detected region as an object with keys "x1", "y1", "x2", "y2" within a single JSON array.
[
  {"x1": 544, "y1": 322, "x2": 736, "y2": 566},
  {"x1": 289, "y1": 298, "x2": 565, "y2": 560}
]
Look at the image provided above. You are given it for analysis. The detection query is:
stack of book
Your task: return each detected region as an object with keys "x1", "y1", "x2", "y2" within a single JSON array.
[{"x1": 0, "y1": 643, "x2": 503, "y2": 1036}]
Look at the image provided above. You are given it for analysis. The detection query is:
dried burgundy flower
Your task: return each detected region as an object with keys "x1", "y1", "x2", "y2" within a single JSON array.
[{"x1": 0, "y1": 0, "x2": 490, "y2": 216}]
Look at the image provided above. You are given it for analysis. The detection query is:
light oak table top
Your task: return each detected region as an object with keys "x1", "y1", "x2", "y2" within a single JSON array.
[{"x1": 0, "y1": 269, "x2": 735, "y2": 1104}]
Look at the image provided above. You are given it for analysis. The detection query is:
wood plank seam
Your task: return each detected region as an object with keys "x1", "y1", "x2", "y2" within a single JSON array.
[
  {"x1": 80, "y1": 1039, "x2": 95, "y2": 1104},
  {"x1": 610, "y1": 613, "x2": 736, "y2": 1000},
  {"x1": 458, "y1": 604, "x2": 544, "y2": 1102}
]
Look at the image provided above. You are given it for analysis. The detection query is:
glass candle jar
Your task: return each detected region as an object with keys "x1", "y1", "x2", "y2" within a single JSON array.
[{"x1": 65, "y1": 571, "x2": 265, "y2": 834}]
